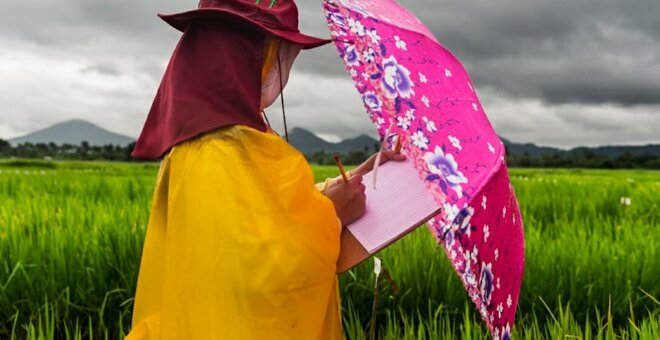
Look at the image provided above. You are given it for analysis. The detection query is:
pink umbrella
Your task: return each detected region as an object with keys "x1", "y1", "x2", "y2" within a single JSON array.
[{"x1": 323, "y1": 1, "x2": 525, "y2": 338}]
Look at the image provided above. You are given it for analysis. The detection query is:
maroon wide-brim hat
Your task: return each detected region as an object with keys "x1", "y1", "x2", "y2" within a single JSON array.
[{"x1": 159, "y1": 0, "x2": 332, "y2": 49}]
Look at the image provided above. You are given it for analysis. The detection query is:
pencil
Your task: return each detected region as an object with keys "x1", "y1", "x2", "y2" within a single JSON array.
[
  {"x1": 333, "y1": 152, "x2": 349, "y2": 183},
  {"x1": 394, "y1": 134, "x2": 402, "y2": 154}
]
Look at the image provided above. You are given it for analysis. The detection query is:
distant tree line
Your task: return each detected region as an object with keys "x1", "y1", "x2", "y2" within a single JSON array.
[
  {"x1": 506, "y1": 149, "x2": 660, "y2": 169},
  {"x1": 0, "y1": 140, "x2": 137, "y2": 162},
  {"x1": 1, "y1": 138, "x2": 659, "y2": 168},
  {"x1": 0, "y1": 139, "x2": 372, "y2": 165},
  {"x1": 0, "y1": 139, "x2": 379, "y2": 165},
  {"x1": 305, "y1": 150, "x2": 372, "y2": 166},
  {"x1": 305, "y1": 148, "x2": 660, "y2": 169},
  {"x1": 304, "y1": 144, "x2": 380, "y2": 166}
]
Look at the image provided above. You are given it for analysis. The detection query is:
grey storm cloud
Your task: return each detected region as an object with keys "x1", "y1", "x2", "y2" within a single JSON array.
[
  {"x1": 297, "y1": 0, "x2": 660, "y2": 106},
  {"x1": 2, "y1": 0, "x2": 658, "y2": 106},
  {"x1": 82, "y1": 63, "x2": 122, "y2": 76},
  {"x1": 0, "y1": 0, "x2": 658, "y2": 147}
]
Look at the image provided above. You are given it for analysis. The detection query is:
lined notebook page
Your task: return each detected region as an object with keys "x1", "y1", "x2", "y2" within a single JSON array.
[{"x1": 347, "y1": 160, "x2": 441, "y2": 253}]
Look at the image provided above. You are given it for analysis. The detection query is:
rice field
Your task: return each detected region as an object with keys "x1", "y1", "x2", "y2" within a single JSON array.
[{"x1": 0, "y1": 159, "x2": 659, "y2": 339}]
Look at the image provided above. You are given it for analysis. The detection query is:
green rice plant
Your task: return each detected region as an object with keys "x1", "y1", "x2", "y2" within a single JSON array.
[{"x1": 0, "y1": 162, "x2": 658, "y2": 339}]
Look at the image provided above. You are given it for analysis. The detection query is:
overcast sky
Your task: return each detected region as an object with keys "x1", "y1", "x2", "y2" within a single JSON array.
[{"x1": 1, "y1": 0, "x2": 658, "y2": 148}]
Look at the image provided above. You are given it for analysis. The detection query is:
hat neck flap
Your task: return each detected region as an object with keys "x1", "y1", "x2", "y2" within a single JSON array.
[{"x1": 132, "y1": 21, "x2": 267, "y2": 159}]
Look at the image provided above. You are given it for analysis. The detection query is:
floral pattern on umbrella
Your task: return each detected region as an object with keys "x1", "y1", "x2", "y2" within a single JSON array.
[{"x1": 323, "y1": 1, "x2": 525, "y2": 338}]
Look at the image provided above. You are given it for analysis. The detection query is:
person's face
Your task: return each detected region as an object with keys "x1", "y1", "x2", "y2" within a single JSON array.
[{"x1": 260, "y1": 38, "x2": 302, "y2": 110}]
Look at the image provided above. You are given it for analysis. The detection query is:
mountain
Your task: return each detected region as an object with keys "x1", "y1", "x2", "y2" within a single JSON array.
[
  {"x1": 6, "y1": 120, "x2": 658, "y2": 157},
  {"x1": 501, "y1": 138, "x2": 563, "y2": 157},
  {"x1": 288, "y1": 128, "x2": 334, "y2": 153},
  {"x1": 8, "y1": 119, "x2": 135, "y2": 146},
  {"x1": 289, "y1": 127, "x2": 660, "y2": 157},
  {"x1": 289, "y1": 127, "x2": 378, "y2": 154}
]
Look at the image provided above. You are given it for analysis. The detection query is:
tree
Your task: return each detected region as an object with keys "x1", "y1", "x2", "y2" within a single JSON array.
[{"x1": 124, "y1": 142, "x2": 137, "y2": 161}]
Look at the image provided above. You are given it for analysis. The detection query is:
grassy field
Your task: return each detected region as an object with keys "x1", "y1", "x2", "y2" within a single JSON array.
[{"x1": 0, "y1": 159, "x2": 659, "y2": 339}]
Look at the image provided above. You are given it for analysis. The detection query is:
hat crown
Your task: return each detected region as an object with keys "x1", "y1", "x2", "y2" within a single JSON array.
[{"x1": 198, "y1": 0, "x2": 299, "y2": 33}]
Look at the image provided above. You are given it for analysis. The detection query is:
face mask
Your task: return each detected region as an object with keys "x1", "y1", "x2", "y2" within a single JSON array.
[{"x1": 260, "y1": 38, "x2": 302, "y2": 110}]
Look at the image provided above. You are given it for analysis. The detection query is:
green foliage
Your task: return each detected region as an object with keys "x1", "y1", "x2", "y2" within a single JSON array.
[
  {"x1": 0, "y1": 142, "x2": 136, "y2": 162},
  {"x1": 0, "y1": 139, "x2": 10, "y2": 152},
  {"x1": 306, "y1": 150, "x2": 372, "y2": 166},
  {"x1": 0, "y1": 163, "x2": 659, "y2": 339},
  {"x1": 3, "y1": 140, "x2": 660, "y2": 168},
  {"x1": 506, "y1": 150, "x2": 660, "y2": 169}
]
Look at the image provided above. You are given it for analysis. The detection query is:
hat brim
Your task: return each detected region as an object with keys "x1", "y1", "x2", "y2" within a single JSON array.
[{"x1": 158, "y1": 9, "x2": 332, "y2": 50}]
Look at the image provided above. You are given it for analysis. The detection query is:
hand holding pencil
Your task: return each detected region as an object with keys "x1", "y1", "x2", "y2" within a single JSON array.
[
  {"x1": 333, "y1": 152, "x2": 350, "y2": 183},
  {"x1": 324, "y1": 147, "x2": 405, "y2": 226},
  {"x1": 325, "y1": 153, "x2": 367, "y2": 226}
]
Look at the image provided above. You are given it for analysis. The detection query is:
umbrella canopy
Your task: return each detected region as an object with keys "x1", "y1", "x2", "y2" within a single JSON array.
[{"x1": 323, "y1": 1, "x2": 525, "y2": 338}]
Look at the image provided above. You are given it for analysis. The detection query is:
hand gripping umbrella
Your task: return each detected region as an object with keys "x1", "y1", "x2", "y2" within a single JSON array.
[{"x1": 323, "y1": 1, "x2": 525, "y2": 338}]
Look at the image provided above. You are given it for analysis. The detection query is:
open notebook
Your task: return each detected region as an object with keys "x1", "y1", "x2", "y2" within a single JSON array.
[{"x1": 337, "y1": 159, "x2": 442, "y2": 272}]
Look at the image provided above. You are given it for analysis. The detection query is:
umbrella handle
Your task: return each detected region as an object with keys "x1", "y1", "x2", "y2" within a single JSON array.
[
  {"x1": 371, "y1": 122, "x2": 396, "y2": 189},
  {"x1": 371, "y1": 130, "x2": 387, "y2": 189}
]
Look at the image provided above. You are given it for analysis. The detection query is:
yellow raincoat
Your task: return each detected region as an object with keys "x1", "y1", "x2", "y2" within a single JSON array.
[{"x1": 126, "y1": 125, "x2": 342, "y2": 339}]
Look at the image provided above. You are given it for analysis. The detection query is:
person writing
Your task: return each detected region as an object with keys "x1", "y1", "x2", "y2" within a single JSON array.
[{"x1": 127, "y1": 1, "x2": 403, "y2": 338}]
